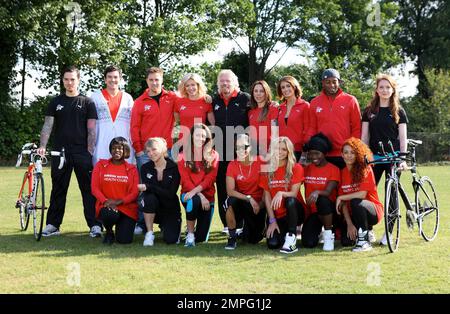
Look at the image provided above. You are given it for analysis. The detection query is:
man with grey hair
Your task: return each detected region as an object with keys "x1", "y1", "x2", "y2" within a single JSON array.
[{"x1": 212, "y1": 69, "x2": 250, "y2": 233}]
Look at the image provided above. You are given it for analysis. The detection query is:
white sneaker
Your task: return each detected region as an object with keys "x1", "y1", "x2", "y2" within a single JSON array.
[
  {"x1": 322, "y1": 229, "x2": 335, "y2": 251},
  {"x1": 143, "y1": 231, "x2": 155, "y2": 247},
  {"x1": 185, "y1": 232, "x2": 195, "y2": 247},
  {"x1": 368, "y1": 230, "x2": 376, "y2": 243},
  {"x1": 134, "y1": 225, "x2": 144, "y2": 235},
  {"x1": 89, "y1": 225, "x2": 102, "y2": 238},
  {"x1": 42, "y1": 224, "x2": 60, "y2": 237},
  {"x1": 318, "y1": 227, "x2": 325, "y2": 243},
  {"x1": 280, "y1": 233, "x2": 298, "y2": 254},
  {"x1": 236, "y1": 228, "x2": 243, "y2": 236},
  {"x1": 352, "y1": 228, "x2": 373, "y2": 252},
  {"x1": 222, "y1": 227, "x2": 229, "y2": 235}
]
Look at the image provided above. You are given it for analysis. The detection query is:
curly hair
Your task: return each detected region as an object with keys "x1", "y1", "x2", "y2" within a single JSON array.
[{"x1": 342, "y1": 137, "x2": 373, "y2": 184}]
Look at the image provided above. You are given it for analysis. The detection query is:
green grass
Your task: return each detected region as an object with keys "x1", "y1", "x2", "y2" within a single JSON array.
[{"x1": 0, "y1": 166, "x2": 449, "y2": 293}]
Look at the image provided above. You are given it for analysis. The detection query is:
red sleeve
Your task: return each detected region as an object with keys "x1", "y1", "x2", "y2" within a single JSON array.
[
  {"x1": 91, "y1": 164, "x2": 108, "y2": 204},
  {"x1": 122, "y1": 165, "x2": 140, "y2": 204},
  {"x1": 174, "y1": 97, "x2": 181, "y2": 113},
  {"x1": 199, "y1": 152, "x2": 219, "y2": 191},
  {"x1": 330, "y1": 165, "x2": 341, "y2": 183},
  {"x1": 301, "y1": 103, "x2": 310, "y2": 146},
  {"x1": 130, "y1": 100, "x2": 143, "y2": 153},
  {"x1": 226, "y1": 161, "x2": 236, "y2": 178},
  {"x1": 350, "y1": 97, "x2": 362, "y2": 139},
  {"x1": 259, "y1": 174, "x2": 269, "y2": 191},
  {"x1": 178, "y1": 158, "x2": 197, "y2": 192},
  {"x1": 306, "y1": 101, "x2": 317, "y2": 141},
  {"x1": 206, "y1": 102, "x2": 212, "y2": 113},
  {"x1": 359, "y1": 168, "x2": 376, "y2": 192},
  {"x1": 291, "y1": 164, "x2": 305, "y2": 184},
  {"x1": 338, "y1": 169, "x2": 345, "y2": 195}
]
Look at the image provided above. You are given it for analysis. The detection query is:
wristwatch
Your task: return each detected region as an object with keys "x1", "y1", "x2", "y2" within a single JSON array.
[{"x1": 246, "y1": 195, "x2": 252, "y2": 202}]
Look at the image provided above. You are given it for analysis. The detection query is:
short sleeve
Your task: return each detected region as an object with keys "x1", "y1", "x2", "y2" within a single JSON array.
[
  {"x1": 205, "y1": 102, "x2": 213, "y2": 113},
  {"x1": 86, "y1": 97, "x2": 98, "y2": 119},
  {"x1": 226, "y1": 161, "x2": 236, "y2": 178},
  {"x1": 291, "y1": 164, "x2": 305, "y2": 184},
  {"x1": 399, "y1": 107, "x2": 408, "y2": 124},
  {"x1": 174, "y1": 97, "x2": 181, "y2": 113},
  {"x1": 359, "y1": 168, "x2": 376, "y2": 192},
  {"x1": 45, "y1": 97, "x2": 57, "y2": 116},
  {"x1": 259, "y1": 174, "x2": 269, "y2": 191},
  {"x1": 330, "y1": 165, "x2": 341, "y2": 183},
  {"x1": 361, "y1": 108, "x2": 370, "y2": 122}
]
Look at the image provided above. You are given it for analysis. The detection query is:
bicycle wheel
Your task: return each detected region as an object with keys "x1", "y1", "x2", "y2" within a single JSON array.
[
  {"x1": 17, "y1": 172, "x2": 31, "y2": 231},
  {"x1": 415, "y1": 176, "x2": 439, "y2": 241},
  {"x1": 32, "y1": 173, "x2": 46, "y2": 241},
  {"x1": 384, "y1": 178, "x2": 400, "y2": 252}
]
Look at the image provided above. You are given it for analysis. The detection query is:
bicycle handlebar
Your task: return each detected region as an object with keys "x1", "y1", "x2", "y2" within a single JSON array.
[
  {"x1": 366, "y1": 139, "x2": 422, "y2": 166},
  {"x1": 16, "y1": 146, "x2": 66, "y2": 170}
]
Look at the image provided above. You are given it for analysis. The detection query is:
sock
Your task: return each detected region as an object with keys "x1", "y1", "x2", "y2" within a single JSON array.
[{"x1": 229, "y1": 228, "x2": 236, "y2": 239}]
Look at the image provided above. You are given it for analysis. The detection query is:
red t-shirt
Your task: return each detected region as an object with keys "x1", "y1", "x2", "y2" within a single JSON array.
[
  {"x1": 175, "y1": 97, "x2": 212, "y2": 140},
  {"x1": 226, "y1": 158, "x2": 264, "y2": 202},
  {"x1": 259, "y1": 163, "x2": 305, "y2": 219},
  {"x1": 248, "y1": 105, "x2": 279, "y2": 150},
  {"x1": 339, "y1": 166, "x2": 383, "y2": 222},
  {"x1": 277, "y1": 98, "x2": 310, "y2": 152},
  {"x1": 304, "y1": 162, "x2": 340, "y2": 215},
  {"x1": 91, "y1": 159, "x2": 139, "y2": 220},
  {"x1": 101, "y1": 89, "x2": 123, "y2": 122}
]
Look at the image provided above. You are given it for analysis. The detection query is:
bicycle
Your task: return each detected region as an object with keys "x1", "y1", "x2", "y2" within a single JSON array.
[
  {"x1": 368, "y1": 139, "x2": 439, "y2": 253},
  {"x1": 15, "y1": 143, "x2": 65, "y2": 241}
]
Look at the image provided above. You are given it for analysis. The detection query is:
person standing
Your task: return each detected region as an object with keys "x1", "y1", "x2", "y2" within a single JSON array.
[
  {"x1": 91, "y1": 65, "x2": 135, "y2": 165},
  {"x1": 276, "y1": 76, "x2": 310, "y2": 161},
  {"x1": 37, "y1": 66, "x2": 102, "y2": 237},
  {"x1": 212, "y1": 69, "x2": 250, "y2": 233},
  {"x1": 307, "y1": 69, "x2": 361, "y2": 169}
]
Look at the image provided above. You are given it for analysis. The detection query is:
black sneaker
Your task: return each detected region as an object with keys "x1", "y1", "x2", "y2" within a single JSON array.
[
  {"x1": 103, "y1": 232, "x2": 115, "y2": 245},
  {"x1": 225, "y1": 237, "x2": 237, "y2": 250}
]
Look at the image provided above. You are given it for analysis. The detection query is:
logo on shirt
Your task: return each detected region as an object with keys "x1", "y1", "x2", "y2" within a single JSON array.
[
  {"x1": 76, "y1": 104, "x2": 82, "y2": 109},
  {"x1": 144, "y1": 105, "x2": 151, "y2": 111},
  {"x1": 180, "y1": 105, "x2": 186, "y2": 111},
  {"x1": 146, "y1": 173, "x2": 153, "y2": 179},
  {"x1": 340, "y1": 105, "x2": 345, "y2": 109},
  {"x1": 237, "y1": 174, "x2": 244, "y2": 181},
  {"x1": 234, "y1": 103, "x2": 239, "y2": 107},
  {"x1": 316, "y1": 107, "x2": 322, "y2": 113},
  {"x1": 168, "y1": 175, "x2": 173, "y2": 179},
  {"x1": 56, "y1": 104, "x2": 64, "y2": 111},
  {"x1": 214, "y1": 105, "x2": 220, "y2": 111}
]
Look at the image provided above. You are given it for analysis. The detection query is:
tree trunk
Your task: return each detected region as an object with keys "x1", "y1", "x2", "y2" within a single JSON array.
[{"x1": 20, "y1": 42, "x2": 26, "y2": 111}]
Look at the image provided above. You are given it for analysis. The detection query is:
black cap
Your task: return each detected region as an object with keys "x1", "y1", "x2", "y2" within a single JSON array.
[{"x1": 321, "y1": 68, "x2": 341, "y2": 81}]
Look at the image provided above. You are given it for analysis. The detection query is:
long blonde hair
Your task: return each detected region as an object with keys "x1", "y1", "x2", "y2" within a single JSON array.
[
  {"x1": 365, "y1": 74, "x2": 401, "y2": 123},
  {"x1": 268, "y1": 136, "x2": 296, "y2": 190},
  {"x1": 177, "y1": 73, "x2": 207, "y2": 98}
]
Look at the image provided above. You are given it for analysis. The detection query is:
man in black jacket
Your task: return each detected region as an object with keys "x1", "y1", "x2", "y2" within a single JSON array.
[{"x1": 212, "y1": 70, "x2": 250, "y2": 233}]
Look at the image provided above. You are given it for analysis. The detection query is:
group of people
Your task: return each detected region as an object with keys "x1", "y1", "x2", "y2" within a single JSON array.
[{"x1": 36, "y1": 65, "x2": 408, "y2": 253}]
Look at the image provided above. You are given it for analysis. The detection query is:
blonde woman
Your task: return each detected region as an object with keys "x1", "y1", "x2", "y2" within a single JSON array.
[
  {"x1": 259, "y1": 136, "x2": 306, "y2": 253},
  {"x1": 175, "y1": 73, "x2": 215, "y2": 142},
  {"x1": 137, "y1": 137, "x2": 181, "y2": 246}
]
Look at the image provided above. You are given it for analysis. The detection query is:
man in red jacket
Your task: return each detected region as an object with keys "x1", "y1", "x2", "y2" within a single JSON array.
[
  {"x1": 130, "y1": 67, "x2": 177, "y2": 234},
  {"x1": 307, "y1": 69, "x2": 361, "y2": 169}
]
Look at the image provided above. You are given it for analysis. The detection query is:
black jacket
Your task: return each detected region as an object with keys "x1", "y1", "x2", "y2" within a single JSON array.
[{"x1": 140, "y1": 158, "x2": 181, "y2": 213}]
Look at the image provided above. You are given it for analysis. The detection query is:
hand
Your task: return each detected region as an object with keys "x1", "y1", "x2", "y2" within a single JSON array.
[
  {"x1": 271, "y1": 192, "x2": 284, "y2": 210},
  {"x1": 249, "y1": 198, "x2": 260, "y2": 214},
  {"x1": 37, "y1": 147, "x2": 46, "y2": 156},
  {"x1": 184, "y1": 191, "x2": 196, "y2": 201},
  {"x1": 136, "y1": 151, "x2": 144, "y2": 157},
  {"x1": 336, "y1": 197, "x2": 343, "y2": 215},
  {"x1": 204, "y1": 94, "x2": 212, "y2": 104},
  {"x1": 307, "y1": 190, "x2": 320, "y2": 206},
  {"x1": 137, "y1": 184, "x2": 147, "y2": 192},
  {"x1": 399, "y1": 161, "x2": 408, "y2": 171},
  {"x1": 266, "y1": 221, "x2": 280, "y2": 238},
  {"x1": 104, "y1": 199, "x2": 120, "y2": 209},
  {"x1": 347, "y1": 223, "x2": 357, "y2": 241},
  {"x1": 199, "y1": 193, "x2": 210, "y2": 211}
]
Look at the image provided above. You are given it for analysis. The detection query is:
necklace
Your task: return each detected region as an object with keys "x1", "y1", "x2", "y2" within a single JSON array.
[{"x1": 238, "y1": 161, "x2": 252, "y2": 179}]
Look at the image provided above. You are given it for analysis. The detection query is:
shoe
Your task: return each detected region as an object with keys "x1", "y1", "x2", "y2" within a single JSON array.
[
  {"x1": 318, "y1": 227, "x2": 325, "y2": 243},
  {"x1": 368, "y1": 230, "x2": 376, "y2": 244},
  {"x1": 236, "y1": 228, "x2": 243, "y2": 237},
  {"x1": 222, "y1": 227, "x2": 229, "y2": 235},
  {"x1": 134, "y1": 225, "x2": 144, "y2": 235},
  {"x1": 322, "y1": 230, "x2": 335, "y2": 251},
  {"x1": 102, "y1": 231, "x2": 115, "y2": 245},
  {"x1": 42, "y1": 224, "x2": 60, "y2": 237},
  {"x1": 184, "y1": 232, "x2": 195, "y2": 247},
  {"x1": 352, "y1": 228, "x2": 373, "y2": 252},
  {"x1": 143, "y1": 231, "x2": 155, "y2": 247},
  {"x1": 225, "y1": 237, "x2": 237, "y2": 250},
  {"x1": 280, "y1": 233, "x2": 298, "y2": 254},
  {"x1": 89, "y1": 225, "x2": 102, "y2": 238}
]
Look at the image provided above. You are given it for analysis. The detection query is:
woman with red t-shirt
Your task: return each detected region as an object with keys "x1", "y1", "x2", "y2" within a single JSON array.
[
  {"x1": 91, "y1": 137, "x2": 139, "y2": 245},
  {"x1": 337, "y1": 137, "x2": 383, "y2": 252},
  {"x1": 174, "y1": 73, "x2": 215, "y2": 144},
  {"x1": 276, "y1": 76, "x2": 310, "y2": 162},
  {"x1": 301, "y1": 133, "x2": 340, "y2": 251},
  {"x1": 178, "y1": 123, "x2": 219, "y2": 247},
  {"x1": 224, "y1": 134, "x2": 266, "y2": 250},
  {"x1": 259, "y1": 136, "x2": 305, "y2": 254},
  {"x1": 248, "y1": 80, "x2": 278, "y2": 155}
]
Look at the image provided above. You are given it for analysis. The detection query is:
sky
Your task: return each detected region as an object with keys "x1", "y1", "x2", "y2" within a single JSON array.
[{"x1": 16, "y1": 38, "x2": 418, "y2": 102}]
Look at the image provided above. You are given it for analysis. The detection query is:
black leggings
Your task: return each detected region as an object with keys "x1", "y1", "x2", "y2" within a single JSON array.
[
  {"x1": 340, "y1": 198, "x2": 378, "y2": 246},
  {"x1": 224, "y1": 197, "x2": 266, "y2": 244},
  {"x1": 301, "y1": 196, "x2": 336, "y2": 248},
  {"x1": 267, "y1": 197, "x2": 304, "y2": 249},
  {"x1": 140, "y1": 193, "x2": 181, "y2": 244},
  {"x1": 181, "y1": 195, "x2": 214, "y2": 243},
  {"x1": 99, "y1": 207, "x2": 135, "y2": 244}
]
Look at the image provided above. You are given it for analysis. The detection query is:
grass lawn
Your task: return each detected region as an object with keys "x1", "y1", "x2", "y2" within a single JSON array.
[{"x1": 0, "y1": 166, "x2": 448, "y2": 294}]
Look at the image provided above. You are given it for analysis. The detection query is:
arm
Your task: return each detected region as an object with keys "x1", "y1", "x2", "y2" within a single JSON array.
[
  {"x1": 351, "y1": 99, "x2": 362, "y2": 139},
  {"x1": 361, "y1": 121, "x2": 370, "y2": 146},
  {"x1": 226, "y1": 176, "x2": 249, "y2": 201},
  {"x1": 341, "y1": 202, "x2": 357, "y2": 241},
  {"x1": 87, "y1": 118, "x2": 96, "y2": 155},
  {"x1": 399, "y1": 123, "x2": 407, "y2": 153},
  {"x1": 207, "y1": 112, "x2": 215, "y2": 126},
  {"x1": 307, "y1": 180, "x2": 338, "y2": 205},
  {"x1": 146, "y1": 170, "x2": 181, "y2": 199},
  {"x1": 38, "y1": 116, "x2": 54, "y2": 155},
  {"x1": 306, "y1": 103, "x2": 317, "y2": 141},
  {"x1": 337, "y1": 190, "x2": 367, "y2": 202},
  {"x1": 122, "y1": 167, "x2": 140, "y2": 204},
  {"x1": 130, "y1": 103, "x2": 144, "y2": 155},
  {"x1": 198, "y1": 154, "x2": 219, "y2": 192},
  {"x1": 301, "y1": 104, "x2": 310, "y2": 146},
  {"x1": 271, "y1": 182, "x2": 301, "y2": 210},
  {"x1": 91, "y1": 165, "x2": 108, "y2": 204}
]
